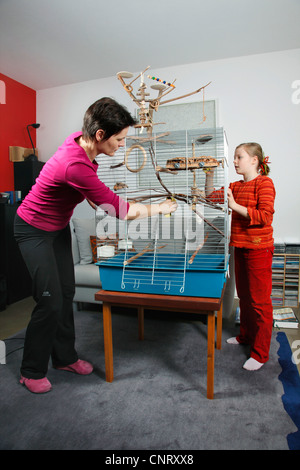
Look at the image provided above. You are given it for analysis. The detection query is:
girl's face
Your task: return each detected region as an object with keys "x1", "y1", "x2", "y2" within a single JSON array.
[
  {"x1": 233, "y1": 146, "x2": 258, "y2": 178},
  {"x1": 96, "y1": 127, "x2": 129, "y2": 156}
]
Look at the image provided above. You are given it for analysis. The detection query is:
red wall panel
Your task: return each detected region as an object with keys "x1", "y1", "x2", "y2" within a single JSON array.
[{"x1": 0, "y1": 73, "x2": 36, "y2": 191}]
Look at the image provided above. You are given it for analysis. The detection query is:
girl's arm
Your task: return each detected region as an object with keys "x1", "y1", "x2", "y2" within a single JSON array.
[
  {"x1": 227, "y1": 188, "x2": 250, "y2": 219},
  {"x1": 204, "y1": 169, "x2": 225, "y2": 203},
  {"x1": 247, "y1": 179, "x2": 275, "y2": 225},
  {"x1": 229, "y1": 179, "x2": 275, "y2": 225},
  {"x1": 205, "y1": 169, "x2": 215, "y2": 196}
]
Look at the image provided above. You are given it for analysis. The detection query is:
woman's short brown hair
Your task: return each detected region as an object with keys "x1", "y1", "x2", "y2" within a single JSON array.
[{"x1": 82, "y1": 97, "x2": 137, "y2": 141}]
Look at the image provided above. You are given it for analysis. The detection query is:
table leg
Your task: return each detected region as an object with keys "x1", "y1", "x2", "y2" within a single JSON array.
[
  {"x1": 216, "y1": 303, "x2": 223, "y2": 350},
  {"x1": 138, "y1": 306, "x2": 144, "y2": 340},
  {"x1": 207, "y1": 312, "x2": 215, "y2": 399},
  {"x1": 102, "y1": 301, "x2": 113, "y2": 382}
]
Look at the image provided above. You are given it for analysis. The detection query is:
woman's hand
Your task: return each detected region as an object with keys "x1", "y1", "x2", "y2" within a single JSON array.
[{"x1": 159, "y1": 198, "x2": 178, "y2": 215}]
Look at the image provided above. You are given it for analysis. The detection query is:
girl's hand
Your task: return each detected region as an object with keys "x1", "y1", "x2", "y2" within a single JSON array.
[
  {"x1": 227, "y1": 188, "x2": 249, "y2": 219},
  {"x1": 204, "y1": 168, "x2": 215, "y2": 177},
  {"x1": 227, "y1": 188, "x2": 235, "y2": 210},
  {"x1": 159, "y1": 198, "x2": 178, "y2": 215}
]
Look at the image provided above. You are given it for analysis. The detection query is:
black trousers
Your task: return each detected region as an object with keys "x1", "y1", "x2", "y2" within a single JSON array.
[{"x1": 14, "y1": 214, "x2": 78, "y2": 379}]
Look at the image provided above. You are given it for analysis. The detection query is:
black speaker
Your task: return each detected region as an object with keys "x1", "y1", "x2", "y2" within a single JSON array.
[
  {"x1": 0, "y1": 275, "x2": 7, "y2": 311},
  {"x1": 14, "y1": 160, "x2": 44, "y2": 199}
]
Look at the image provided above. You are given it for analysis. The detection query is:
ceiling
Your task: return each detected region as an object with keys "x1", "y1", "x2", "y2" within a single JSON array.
[{"x1": 1, "y1": 0, "x2": 299, "y2": 91}]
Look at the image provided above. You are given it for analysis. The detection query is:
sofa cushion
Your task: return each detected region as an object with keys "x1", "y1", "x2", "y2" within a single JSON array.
[
  {"x1": 74, "y1": 263, "x2": 100, "y2": 287},
  {"x1": 72, "y1": 218, "x2": 95, "y2": 265}
]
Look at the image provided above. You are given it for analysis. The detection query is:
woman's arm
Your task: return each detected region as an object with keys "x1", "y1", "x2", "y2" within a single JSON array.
[
  {"x1": 125, "y1": 198, "x2": 178, "y2": 220},
  {"x1": 87, "y1": 197, "x2": 178, "y2": 220},
  {"x1": 68, "y1": 164, "x2": 177, "y2": 220}
]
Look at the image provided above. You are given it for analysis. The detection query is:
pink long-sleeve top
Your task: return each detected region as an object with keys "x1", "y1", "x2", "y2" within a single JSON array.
[{"x1": 17, "y1": 132, "x2": 129, "y2": 231}]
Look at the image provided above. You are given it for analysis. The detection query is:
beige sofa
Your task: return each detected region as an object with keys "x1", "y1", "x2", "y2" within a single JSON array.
[{"x1": 71, "y1": 217, "x2": 102, "y2": 308}]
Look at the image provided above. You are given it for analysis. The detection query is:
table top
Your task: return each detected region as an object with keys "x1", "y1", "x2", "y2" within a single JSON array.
[{"x1": 95, "y1": 288, "x2": 225, "y2": 312}]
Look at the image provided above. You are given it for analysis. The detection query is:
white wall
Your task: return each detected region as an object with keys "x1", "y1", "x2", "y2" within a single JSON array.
[{"x1": 37, "y1": 48, "x2": 300, "y2": 242}]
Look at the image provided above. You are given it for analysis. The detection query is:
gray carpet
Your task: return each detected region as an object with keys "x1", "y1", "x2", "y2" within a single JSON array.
[{"x1": 0, "y1": 306, "x2": 296, "y2": 450}]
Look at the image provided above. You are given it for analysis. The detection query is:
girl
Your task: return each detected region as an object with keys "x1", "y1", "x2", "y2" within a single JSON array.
[
  {"x1": 206, "y1": 142, "x2": 275, "y2": 371},
  {"x1": 14, "y1": 97, "x2": 177, "y2": 393}
]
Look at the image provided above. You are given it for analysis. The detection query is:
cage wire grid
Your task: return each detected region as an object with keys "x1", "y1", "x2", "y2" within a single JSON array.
[{"x1": 95, "y1": 127, "x2": 229, "y2": 297}]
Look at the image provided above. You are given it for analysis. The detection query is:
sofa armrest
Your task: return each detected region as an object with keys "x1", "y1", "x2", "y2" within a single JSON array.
[{"x1": 71, "y1": 228, "x2": 80, "y2": 265}]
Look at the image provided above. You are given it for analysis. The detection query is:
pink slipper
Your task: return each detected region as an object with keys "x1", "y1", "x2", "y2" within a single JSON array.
[
  {"x1": 20, "y1": 376, "x2": 52, "y2": 394},
  {"x1": 55, "y1": 359, "x2": 93, "y2": 375}
]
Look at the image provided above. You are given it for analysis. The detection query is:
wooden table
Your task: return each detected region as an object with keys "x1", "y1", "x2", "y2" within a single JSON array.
[{"x1": 94, "y1": 289, "x2": 224, "y2": 399}]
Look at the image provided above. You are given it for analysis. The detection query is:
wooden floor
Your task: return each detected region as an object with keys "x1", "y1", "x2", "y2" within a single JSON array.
[
  {"x1": 1, "y1": 296, "x2": 300, "y2": 374},
  {"x1": 0, "y1": 297, "x2": 35, "y2": 339}
]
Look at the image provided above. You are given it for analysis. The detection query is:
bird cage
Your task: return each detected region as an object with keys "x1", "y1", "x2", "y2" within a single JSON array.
[{"x1": 96, "y1": 127, "x2": 229, "y2": 298}]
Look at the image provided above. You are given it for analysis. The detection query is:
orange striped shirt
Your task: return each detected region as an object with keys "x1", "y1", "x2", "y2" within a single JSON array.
[{"x1": 208, "y1": 175, "x2": 276, "y2": 249}]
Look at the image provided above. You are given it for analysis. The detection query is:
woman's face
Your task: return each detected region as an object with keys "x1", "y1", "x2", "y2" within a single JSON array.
[{"x1": 96, "y1": 127, "x2": 129, "y2": 156}]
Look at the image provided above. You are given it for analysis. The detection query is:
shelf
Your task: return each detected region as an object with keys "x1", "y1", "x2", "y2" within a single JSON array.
[{"x1": 271, "y1": 253, "x2": 299, "y2": 308}]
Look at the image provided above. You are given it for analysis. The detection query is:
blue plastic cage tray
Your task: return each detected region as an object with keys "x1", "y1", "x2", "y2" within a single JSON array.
[{"x1": 97, "y1": 252, "x2": 229, "y2": 298}]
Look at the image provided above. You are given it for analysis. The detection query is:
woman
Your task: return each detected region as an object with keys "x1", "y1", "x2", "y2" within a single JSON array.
[{"x1": 15, "y1": 97, "x2": 177, "y2": 393}]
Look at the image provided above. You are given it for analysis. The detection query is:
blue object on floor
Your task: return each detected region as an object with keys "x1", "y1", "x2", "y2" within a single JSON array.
[
  {"x1": 277, "y1": 331, "x2": 300, "y2": 450},
  {"x1": 235, "y1": 306, "x2": 240, "y2": 324}
]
